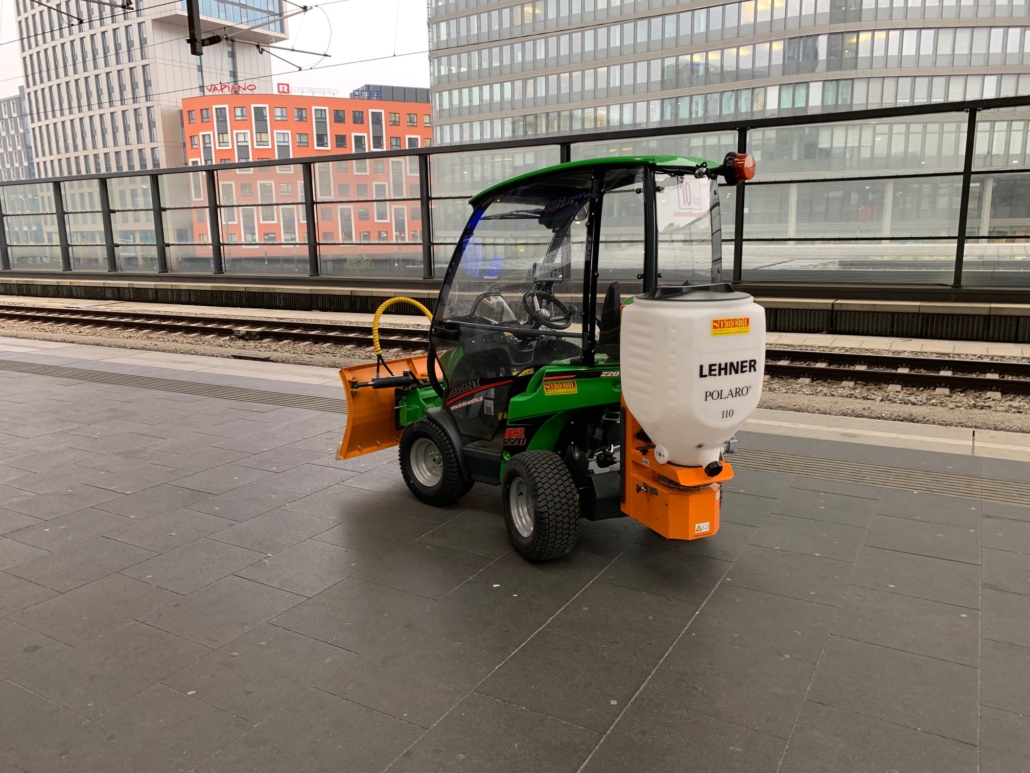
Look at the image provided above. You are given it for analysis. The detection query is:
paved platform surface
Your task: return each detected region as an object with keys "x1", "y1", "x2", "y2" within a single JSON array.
[{"x1": 0, "y1": 341, "x2": 1028, "y2": 772}]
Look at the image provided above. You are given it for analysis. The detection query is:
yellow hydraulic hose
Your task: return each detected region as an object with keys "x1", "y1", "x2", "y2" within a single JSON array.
[{"x1": 372, "y1": 297, "x2": 434, "y2": 359}]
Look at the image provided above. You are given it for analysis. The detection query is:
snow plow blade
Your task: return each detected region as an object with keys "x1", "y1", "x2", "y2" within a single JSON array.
[{"x1": 337, "y1": 356, "x2": 430, "y2": 460}]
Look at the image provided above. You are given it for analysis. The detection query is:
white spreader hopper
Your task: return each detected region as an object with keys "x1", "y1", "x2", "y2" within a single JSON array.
[{"x1": 620, "y1": 283, "x2": 766, "y2": 470}]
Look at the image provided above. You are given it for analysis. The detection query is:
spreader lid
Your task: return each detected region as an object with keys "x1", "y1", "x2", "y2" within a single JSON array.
[{"x1": 637, "y1": 283, "x2": 753, "y2": 303}]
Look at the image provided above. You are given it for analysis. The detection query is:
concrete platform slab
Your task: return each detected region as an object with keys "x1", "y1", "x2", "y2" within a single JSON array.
[{"x1": 0, "y1": 343, "x2": 1026, "y2": 772}]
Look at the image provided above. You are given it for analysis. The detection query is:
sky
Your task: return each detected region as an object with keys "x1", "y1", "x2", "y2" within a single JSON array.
[{"x1": 0, "y1": 0, "x2": 431, "y2": 100}]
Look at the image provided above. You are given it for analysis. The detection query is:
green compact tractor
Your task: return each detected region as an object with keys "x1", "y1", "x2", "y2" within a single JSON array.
[{"x1": 338, "y1": 153, "x2": 763, "y2": 561}]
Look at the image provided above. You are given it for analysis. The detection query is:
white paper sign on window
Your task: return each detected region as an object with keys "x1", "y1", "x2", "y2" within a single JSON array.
[{"x1": 656, "y1": 176, "x2": 711, "y2": 231}]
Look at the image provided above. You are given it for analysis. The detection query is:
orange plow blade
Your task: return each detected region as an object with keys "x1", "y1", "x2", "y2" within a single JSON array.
[{"x1": 337, "y1": 355, "x2": 431, "y2": 460}]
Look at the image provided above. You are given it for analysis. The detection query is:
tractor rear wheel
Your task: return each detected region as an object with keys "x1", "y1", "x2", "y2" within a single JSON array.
[
  {"x1": 399, "y1": 418, "x2": 473, "y2": 507},
  {"x1": 502, "y1": 451, "x2": 580, "y2": 562}
]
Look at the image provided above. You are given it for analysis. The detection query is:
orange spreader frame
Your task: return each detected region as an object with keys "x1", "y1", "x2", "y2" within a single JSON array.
[
  {"x1": 337, "y1": 356, "x2": 430, "y2": 461},
  {"x1": 621, "y1": 399, "x2": 733, "y2": 541}
]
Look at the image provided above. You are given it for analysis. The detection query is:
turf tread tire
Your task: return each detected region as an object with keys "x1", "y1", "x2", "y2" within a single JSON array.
[
  {"x1": 502, "y1": 450, "x2": 580, "y2": 562},
  {"x1": 399, "y1": 418, "x2": 473, "y2": 507}
]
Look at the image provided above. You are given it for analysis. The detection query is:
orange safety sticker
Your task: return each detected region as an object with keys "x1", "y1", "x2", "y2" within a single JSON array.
[
  {"x1": 543, "y1": 379, "x2": 578, "y2": 396},
  {"x1": 711, "y1": 316, "x2": 751, "y2": 336}
]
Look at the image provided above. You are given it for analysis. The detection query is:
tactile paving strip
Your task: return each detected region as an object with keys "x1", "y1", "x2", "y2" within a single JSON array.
[
  {"x1": 2, "y1": 357, "x2": 1025, "y2": 507},
  {"x1": 731, "y1": 448, "x2": 1029, "y2": 507},
  {"x1": 0, "y1": 358, "x2": 347, "y2": 414}
]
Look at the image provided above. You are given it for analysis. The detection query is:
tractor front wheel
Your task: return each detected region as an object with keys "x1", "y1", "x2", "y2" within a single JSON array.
[
  {"x1": 502, "y1": 451, "x2": 580, "y2": 562},
  {"x1": 399, "y1": 419, "x2": 473, "y2": 507}
]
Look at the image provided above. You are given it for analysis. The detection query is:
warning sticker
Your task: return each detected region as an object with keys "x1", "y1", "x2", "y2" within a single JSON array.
[
  {"x1": 694, "y1": 521, "x2": 711, "y2": 535},
  {"x1": 711, "y1": 317, "x2": 751, "y2": 336},
  {"x1": 543, "y1": 380, "x2": 578, "y2": 396}
]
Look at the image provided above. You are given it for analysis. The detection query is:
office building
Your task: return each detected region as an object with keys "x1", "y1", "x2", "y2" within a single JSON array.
[
  {"x1": 427, "y1": 0, "x2": 1030, "y2": 143},
  {"x1": 0, "y1": 87, "x2": 35, "y2": 182},
  {"x1": 15, "y1": 0, "x2": 288, "y2": 178}
]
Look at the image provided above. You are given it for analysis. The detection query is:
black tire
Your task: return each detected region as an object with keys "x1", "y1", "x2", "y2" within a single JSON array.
[
  {"x1": 399, "y1": 418, "x2": 473, "y2": 507},
  {"x1": 502, "y1": 451, "x2": 580, "y2": 562}
]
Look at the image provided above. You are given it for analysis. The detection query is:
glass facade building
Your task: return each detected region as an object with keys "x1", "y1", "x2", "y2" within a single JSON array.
[{"x1": 428, "y1": 0, "x2": 1030, "y2": 143}]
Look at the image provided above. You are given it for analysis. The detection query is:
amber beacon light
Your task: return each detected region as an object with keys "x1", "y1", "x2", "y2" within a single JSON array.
[{"x1": 718, "y1": 152, "x2": 757, "y2": 186}]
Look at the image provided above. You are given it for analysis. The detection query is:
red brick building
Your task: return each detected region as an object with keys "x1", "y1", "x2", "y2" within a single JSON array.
[{"x1": 174, "y1": 89, "x2": 434, "y2": 276}]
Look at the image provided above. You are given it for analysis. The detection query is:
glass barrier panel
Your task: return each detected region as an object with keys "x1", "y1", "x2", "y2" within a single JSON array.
[
  {"x1": 70, "y1": 245, "x2": 106, "y2": 271},
  {"x1": 741, "y1": 239, "x2": 958, "y2": 283},
  {"x1": 1, "y1": 183, "x2": 55, "y2": 214},
  {"x1": 430, "y1": 198, "x2": 472, "y2": 251},
  {"x1": 222, "y1": 244, "x2": 309, "y2": 275},
  {"x1": 315, "y1": 157, "x2": 422, "y2": 202},
  {"x1": 966, "y1": 172, "x2": 1030, "y2": 237},
  {"x1": 5, "y1": 214, "x2": 57, "y2": 245},
  {"x1": 430, "y1": 147, "x2": 561, "y2": 197},
  {"x1": 112, "y1": 209, "x2": 155, "y2": 251},
  {"x1": 219, "y1": 205, "x2": 315, "y2": 246},
  {"x1": 65, "y1": 211, "x2": 104, "y2": 246},
  {"x1": 116, "y1": 244, "x2": 159, "y2": 271},
  {"x1": 749, "y1": 115, "x2": 969, "y2": 181},
  {"x1": 317, "y1": 201, "x2": 422, "y2": 245},
  {"x1": 168, "y1": 244, "x2": 214, "y2": 273},
  {"x1": 61, "y1": 180, "x2": 101, "y2": 213},
  {"x1": 107, "y1": 176, "x2": 152, "y2": 210},
  {"x1": 9, "y1": 245, "x2": 62, "y2": 269},
  {"x1": 163, "y1": 209, "x2": 209, "y2": 245},
  {"x1": 973, "y1": 107, "x2": 1030, "y2": 170},
  {"x1": 959, "y1": 239, "x2": 1030, "y2": 286},
  {"x1": 571, "y1": 131, "x2": 737, "y2": 161},
  {"x1": 160, "y1": 172, "x2": 207, "y2": 209},
  {"x1": 433, "y1": 243, "x2": 457, "y2": 275},
  {"x1": 319, "y1": 242, "x2": 425, "y2": 277},
  {"x1": 746, "y1": 176, "x2": 962, "y2": 239}
]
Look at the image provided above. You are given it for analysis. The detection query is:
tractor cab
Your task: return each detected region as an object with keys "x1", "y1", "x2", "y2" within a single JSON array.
[{"x1": 338, "y1": 153, "x2": 762, "y2": 562}]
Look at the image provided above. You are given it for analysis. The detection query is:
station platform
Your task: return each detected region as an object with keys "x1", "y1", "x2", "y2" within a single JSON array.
[{"x1": 0, "y1": 337, "x2": 1028, "y2": 773}]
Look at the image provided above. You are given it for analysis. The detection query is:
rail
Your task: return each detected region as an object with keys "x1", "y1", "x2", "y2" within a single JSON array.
[{"x1": 1, "y1": 94, "x2": 1030, "y2": 294}]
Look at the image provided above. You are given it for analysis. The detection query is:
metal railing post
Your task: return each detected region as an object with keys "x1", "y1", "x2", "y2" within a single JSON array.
[
  {"x1": 419, "y1": 154, "x2": 434, "y2": 279},
  {"x1": 732, "y1": 126, "x2": 748, "y2": 284},
  {"x1": 98, "y1": 178, "x2": 117, "y2": 272},
  {"x1": 204, "y1": 169, "x2": 223, "y2": 274},
  {"x1": 953, "y1": 109, "x2": 979, "y2": 289},
  {"x1": 301, "y1": 161, "x2": 319, "y2": 277},
  {"x1": 53, "y1": 181, "x2": 72, "y2": 271},
  {"x1": 0, "y1": 193, "x2": 10, "y2": 270},
  {"x1": 149, "y1": 174, "x2": 168, "y2": 273}
]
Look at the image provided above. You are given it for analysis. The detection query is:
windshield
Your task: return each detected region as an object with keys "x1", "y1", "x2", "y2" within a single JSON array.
[
  {"x1": 436, "y1": 174, "x2": 592, "y2": 341},
  {"x1": 656, "y1": 172, "x2": 721, "y2": 285}
]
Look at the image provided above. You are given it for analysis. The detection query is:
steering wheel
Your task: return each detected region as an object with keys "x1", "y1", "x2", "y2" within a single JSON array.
[{"x1": 522, "y1": 290, "x2": 574, "y2": 330}]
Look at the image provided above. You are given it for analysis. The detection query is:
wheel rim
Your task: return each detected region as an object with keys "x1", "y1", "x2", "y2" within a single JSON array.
[
  {"x1": 509, "y1": 477, "x2": 534, "y2": 538},
  {"x1": 409, "y1": 437, "x2": 444, "y2": 487}
]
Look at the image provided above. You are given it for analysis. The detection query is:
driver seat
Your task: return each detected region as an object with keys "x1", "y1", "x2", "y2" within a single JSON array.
[{"x1": 596, "y1": 282, "x2": 621, "y2": 360}]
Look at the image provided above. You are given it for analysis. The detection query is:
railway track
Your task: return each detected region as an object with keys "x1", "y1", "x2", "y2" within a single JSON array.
[{"x1": 1, "y1": 304, "x2": 1028, "y2": 394}]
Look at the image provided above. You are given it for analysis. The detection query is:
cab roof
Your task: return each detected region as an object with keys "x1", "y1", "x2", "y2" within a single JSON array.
[{"x1": 468, "y1": 155, "x2": 716, "y2": 207}]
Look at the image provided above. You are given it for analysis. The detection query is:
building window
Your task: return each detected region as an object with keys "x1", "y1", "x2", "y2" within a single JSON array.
[
  {"x1": 390, "y1": 137, "x2": 400, "y2": 150},
  {"x1": 373, "y1": 160, "x2": 385, "y2": 174},
  {"x1": 377, "y1": 231, "x2": 388, "y2": 242},
  {"x1": 353, "y1": 134, "x2": 367, "y2": 154},
  {"x1": 259, "y1": 181, "x2": 275, "y2": 223},
  {"x1": 138, "y1": 22, "x2": 147, "y2": 58},
  {"x1": 190, "y1": 135, "x2": 198, "y2": 148},
  {"x1": 235, "y1": 131, "x2": 250, "y2": 162},
  {"x1": 151, "y1": 147, "x2": 159, "y2": 169},
  {"x1": 294, "y1": 107, "x2": 307, "y2": 122},
  {"x1": 234, "y1": 106, "x2": 246, "y2": 121},
  {"x1": 352, "y1": 111, "x2": 364, "y2": 124},
  {"x1": 188, "y1": 110, "x2": 195, "y2": 123},
  {"x1": 275, "y1": 130, "x2": 290, "y2": 159},
  {"x1": 389, "y1": 112, "x2": 400, "y2": 125},
  {"x1": 129, "y1": 67, "x2": 139, "y2": 103},
  {"x1": 370, "y1": 111, "x2": 384, "y2": 150},
  {"x1": 314, "y1": 107, "x2": 329, "y2": 149},
  {"x1": 423, "y1": 114, "x2": 431, "y2": 126},
  {"x1": 333, "y1": 109, "x2": 345, "y2": 123},
  {"x1": 296, "y1": 132, "x2": 308, "y2": 147},
  {"x1": 274, "y1": 106, "x2": 286, "y2": 121},
  {"x1": 201, "y1": 133, "x2": 212, "y2": 163},
  {"x1": 200, "y1": 108, "x2": 210, "y2": 122},
  {"x1": 142, "y1": 64, "x2": 151, "y2": 100},
  {"x1": 253, "y1": 106, "x2": 269, "y2": 146},
  {"x1": 279, "y1": 183, "x2": 292, "y2": 196},
  {"x1": 147, "y1": 106, "x2": 157, "y2": 142},
  {"x1": 407, "y1": 113, "x2": 417, "y2": 126},
  {"x1": 335, "y1": 134, "x2": 347, "y2": 148},
  {"x1": 240, "y1": 184, "x2": 254, "y2": 198},
  {"x1": 215, "y1": 106, "x2": 230, "y2": 147}
]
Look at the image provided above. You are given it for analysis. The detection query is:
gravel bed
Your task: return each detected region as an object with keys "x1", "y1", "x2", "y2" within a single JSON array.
[
  {"x1": 2, "y1": 319, "x2": 1028, "y2": 433},
  {"x1": 770, "y1": 342, "x2": 1030, "y2": 364}
]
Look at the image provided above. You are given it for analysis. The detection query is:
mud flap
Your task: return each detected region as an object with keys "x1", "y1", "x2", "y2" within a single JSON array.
[{"x1": 337, "y1": 355, "x2": 431, "y2": 460}]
